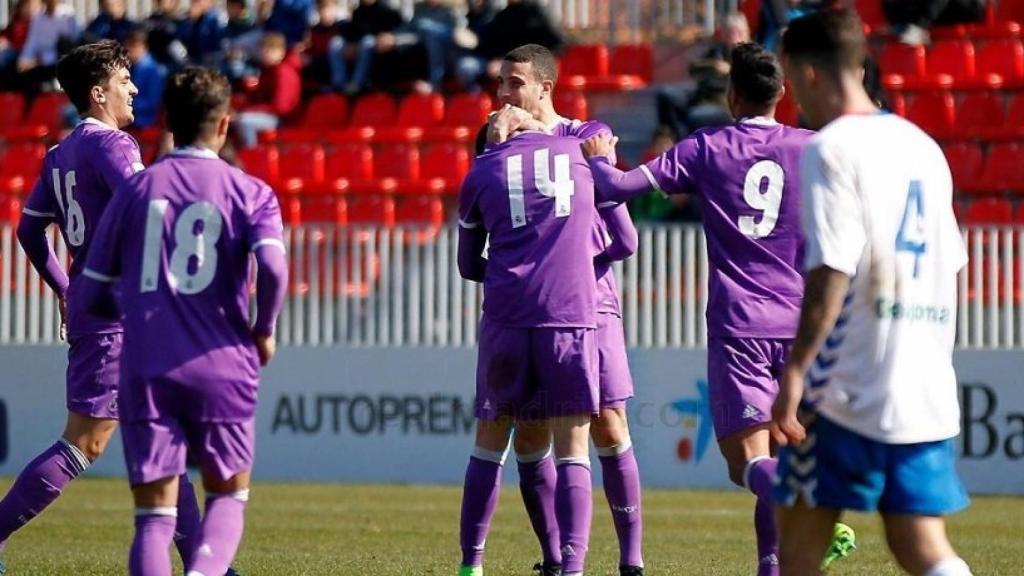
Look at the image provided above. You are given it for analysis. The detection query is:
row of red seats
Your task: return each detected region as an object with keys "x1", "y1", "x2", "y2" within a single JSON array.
[
  {"x1": 0, "y1": 92, "x2": 69, "y2": 142},
  {"x1": 236, "y1": 140, "x2": 470, "y2": 196},
  {"x1": 880, "y1": 38, "x2": 1024, "y2": 91},
  {"x1": 856, "y1": 0, "x2": 1024, "y2": 37},
  {"x1": 279, "y1": 194, "x2": 446, "y2": 230},
  {"x1": 893, "y1": 90, "x2": 1024, "y2": 140},
  {"x1": 557, "y1": 43, "x2": 652, "y2": 90},
  {"x1": 945, "y1": 141, "x2": 1024, "y2": 194},
  {"x1": 959, "y1": 197, "x2": 1024, "y2": 224}
]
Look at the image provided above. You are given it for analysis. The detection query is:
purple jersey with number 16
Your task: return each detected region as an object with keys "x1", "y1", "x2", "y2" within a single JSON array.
[
  {"x1": 22, "y1": 118, "x2": 144, "y2": 337},
  {"x1": 642, "y1": 118, "x2": 814, "y2": 338},
  {"x1": 83, "y1": 148, "x2": 285, "y2": 423}
]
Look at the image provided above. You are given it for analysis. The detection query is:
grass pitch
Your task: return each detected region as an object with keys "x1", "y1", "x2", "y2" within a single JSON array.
[{"x1": 0, "y1": 477, "x2": 1021, "y2": 575}]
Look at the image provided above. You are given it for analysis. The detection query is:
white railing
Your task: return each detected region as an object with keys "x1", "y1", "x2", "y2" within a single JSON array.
[{"x1": 2, "y1": 223, "x2": 1023, "y2": 350}]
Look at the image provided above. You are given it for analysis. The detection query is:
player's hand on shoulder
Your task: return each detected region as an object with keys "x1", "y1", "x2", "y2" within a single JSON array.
[
  {"x1": 770, "y1": 367, "x2": 807, "y2": 446},
  {"x1": 254, "y1": 333, "x2": 276, "y2": 367},
  {"x1": 581, "y1": 133, "x2": 618, "y2": 160},
  {"x1": 487, "y1": 104, "x2": 535, "y2": 144}
]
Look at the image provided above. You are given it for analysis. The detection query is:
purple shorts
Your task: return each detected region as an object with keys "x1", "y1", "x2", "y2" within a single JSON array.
[
  {"x1": 66, "y1": 332, "x2": 123, "y2": 419},
  {"x1": 121, "y1": 417, "x2": 255, "y2": 486},
  {"x1": 475, "y1": 317, "x2": 599, "y2": 421},
  {"x1": 597, "y1": 313, "x2": 633, "y2": 409},
  {"x1": 707, "y1": 337, "x2": 791, "y2": 440}
]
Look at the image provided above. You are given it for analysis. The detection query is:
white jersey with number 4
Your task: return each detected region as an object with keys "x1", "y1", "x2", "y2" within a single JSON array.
[{"x1": 801, "y1": 112, "x2": 966, "y2": 445}]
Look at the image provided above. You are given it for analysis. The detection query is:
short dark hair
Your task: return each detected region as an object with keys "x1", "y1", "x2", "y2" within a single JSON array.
[
  {"x1": 729, "y1": 42, "x2": 784, "y2": 106},
  {"x1": 504, "y1": 44, "x2": 558, "y2": 84},
  {"x1": 56, "y1": 40, "x2": 131, "y2": 114},
  {"x1": 163, "y1": 67, "x2": 231, "y2": 146},
  {"x1": 781, "y1": 8, "x2": 866, "y2": 73}
]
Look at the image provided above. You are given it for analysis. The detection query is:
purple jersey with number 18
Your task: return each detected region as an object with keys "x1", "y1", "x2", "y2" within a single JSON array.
[
  {"x1": 458, "y1": 131, "x2": 598, "y2": 328},
  {"x1": 83, "y1": 148, "x2": 285, "y2": 422},
  {"x1": 642, "y1": 118, "x2": 814, "y2": 338}
]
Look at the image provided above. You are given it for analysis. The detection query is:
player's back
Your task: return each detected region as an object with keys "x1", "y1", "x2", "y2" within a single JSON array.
[
  {"x1": 645, "y1": 119, "x2": 814, "y2": 338},
  {"x1": 461, "y1": 131, "x2": 598, "y2": 327},
  {"x1": 112, "y1": 148, "x2": 281, "y2": 388},
  {"x1": 32, "y1": 119, "x2": 142, "y2": 335},
  {"x1": 803, "y1": 113, "x2": 964, "y2": 443}
]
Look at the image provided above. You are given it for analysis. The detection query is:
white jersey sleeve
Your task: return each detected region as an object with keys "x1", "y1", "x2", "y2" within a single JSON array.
[{"x1": 801, "y1": 138, "x2": 866, "y2": 277}]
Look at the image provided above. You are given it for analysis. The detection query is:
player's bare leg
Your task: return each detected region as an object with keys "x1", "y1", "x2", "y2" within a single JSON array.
[
  {"x1": 720, "y1": 424, "x2": 779, "y2": 574},
  {"x1": 881, "y1": 515, "x2": 971, "y2": 576},
  {"x1": 550, "y1": 414, "x2": 593, "y2": 576},
  {"x1": 130, "y1": 474, "x2": 181, "y2": 576},
  {"x1": 777, "y1": 502, "x2": 840, "y2": 576},
  {"x1": 459, "y1": 417, "x2": 514, "y2": 575},
  {"x1": 512, "y1": 421, "x2": 561, "y2": 574},
  {"x1": 592, "y1": 407, "x2": 644, "y2": 574}
]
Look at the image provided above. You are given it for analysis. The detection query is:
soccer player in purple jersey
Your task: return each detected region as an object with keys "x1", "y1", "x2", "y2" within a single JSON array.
[
  {"x1": 79, "y1": 67, "x2": 288, "y2": 576},
  {"x1": 0, "y1": 40, "x2": 207, "y2": 573},
  {"x1": 483, "y1": 44, "x2": 646, "y2": 576},
  {"x1": 581, "y1": 43, "x2": 854, "y2": 576},
  {"x1": 456, "y1": 128, "x2": 601, "y2": 576}
]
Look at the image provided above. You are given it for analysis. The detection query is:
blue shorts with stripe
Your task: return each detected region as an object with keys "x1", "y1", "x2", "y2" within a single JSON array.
[{"x1": 775, "y1": 411, "x2": 970, "y2": 515}]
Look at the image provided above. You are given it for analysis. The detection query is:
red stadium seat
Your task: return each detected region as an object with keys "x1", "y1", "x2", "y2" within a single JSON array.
[
  {"x1": 880, "y1": 43, "x2": 927, "y2": 78},
  {"x1": 299, "y1": 191, "x2": 348, "y2": 224},
  {"x1": 554, "y1": 91, "x2": 588, "y2": 121},
  {"x1": 953, "y1": 92, "x2": 1005, "y2": 139},
  {"x1": 560, "y1": 44, "x2": 610, "y2": 78},
  {"x1": 905, "y1": 91, "x2": 956, "y2": 138},
  {"x1": 25, "y1": 92, "x2": 70, "y2": 133},
  {"x1": 395, "y1": 196, "x2": 444, "y2": 243},
  {"x1": 943, "y1": 142, "x2": 985, "y2": 193},
  {"x1": 421, "y1": 143, "x2": 470, "y2": 195},
  {"x1": 347, "y1": 194, "x2": 395, "y2": 227},
  {"x1": 300, "y1": 93, "x2": 350, "y2": 130},
  {"x1": 976, "y1": 39, "x2": 1024, "y2": 87},
  {"x1": 1, "y1": 124, "x2": 49, "y2": 144},
  {"x1": 887, "y1": 91, "x2": 907, "y2": 116},
  {"x1": 928, "y1": 39, "x2": 976, "y2": 79},
  {"x1": 325, "y1": 143, "x2": 373, "y2": 182},
  {"x1": 996, "y1": 0, "x2": 1024, "y2": 24},
  {"x1": 964, "y1": 198, "x2": 1013, "y2": 224},
  {"x1": 374, "y1": 143, "x2": 419, "y2": 181},
  {"x1": 279, "y1": 144, "x2": 326, "y2": 191},
  {"x1": 855, "y1": 0, "x2": 887, "y2": 30},
  {"x1": 0, "y1": 142, "x2": 46, "y2": 180},
  {"x1": 611, "y1": 43, "x2": 654, "y2": 83},
  {"x1": 425, "y1": 93, "x2": 495, "y2": 142},
  {"x1": 775, "y1": 89, "x2": 800, "y2": 126},
  {"x1": 0, "y1": 92, "x2": 26, "y2": 129},
  {"x1": 376, "y1": 93, "x2": 446, "y2": 143},
  {"x1": 236, "y1": 146, "x2": 279, "y2": 185},
  {"x1": 976, "y1": 142, "x2": 1024, "y2": 193},
  {"x1": 329, "y1": 93, "x2": 396, "y2": 143}
]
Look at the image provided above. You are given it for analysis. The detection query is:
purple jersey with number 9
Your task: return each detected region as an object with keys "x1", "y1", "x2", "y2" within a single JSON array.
[{"x1": 459, "y1": 131, "x2": 598, "y2": 328}]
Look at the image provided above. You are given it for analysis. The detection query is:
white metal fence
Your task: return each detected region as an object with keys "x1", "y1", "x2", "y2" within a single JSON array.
[{"x1": 2, "y1": 223, "x2": 1023, "y2": 349}]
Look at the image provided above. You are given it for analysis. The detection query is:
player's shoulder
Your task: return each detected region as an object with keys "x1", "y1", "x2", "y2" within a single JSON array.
[{"x1": 560, "y1": 117, "x2": 613, "y2": 139}]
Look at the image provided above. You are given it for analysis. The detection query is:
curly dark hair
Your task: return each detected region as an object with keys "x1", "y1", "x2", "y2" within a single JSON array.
[
  {"x1": 56, "y1": 40, "x2": 131, "y2": 114},
  {"x1": 163, "y1": 66, "x2": 232, "y2": 147},
  {"x1": 729, "y1": 42, "x2": 784, "y2": 107}
]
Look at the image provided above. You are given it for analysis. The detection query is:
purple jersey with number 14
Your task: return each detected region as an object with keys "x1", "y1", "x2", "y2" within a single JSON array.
[
  {"x1": 22, "y1": 118, "x2": 143, "y2": 337},
  {"x1": 83, "y1": 148, "x2": 285, "y2": 422},
  {"x1": 643, "y1": 118, "x2": 814, "y2": 338},
  {"x1": 459, "y1": 131, "x2": 598, "y2": 328}
]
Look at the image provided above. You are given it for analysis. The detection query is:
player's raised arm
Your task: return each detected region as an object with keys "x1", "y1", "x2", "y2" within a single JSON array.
[
  {"x1": 583, "y1": 132, "x2": 700, "y2": 206},
  {"x1": 17, "y1": 179, "x2": 70, "y2": 299}
]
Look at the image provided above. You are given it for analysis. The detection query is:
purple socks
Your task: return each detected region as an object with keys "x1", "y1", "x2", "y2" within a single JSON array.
[
  {"x1": 0, "y1": 439, "x2": 89, "y2": 546},
  {"x1": 459, "y1": 448, "x2": 506, "y2": 568},
  {"x1": 597, "y1": 443, "x2": 644, "y2": 569},
  {"x1": 555, "y1": 458, "x2": 592, "y2": 574},
  {"x1": 175, "y1": 473, "x2": 203, "y2": 565},
  {"x1": 517, "y1": 448, "x2": 561, "y2": 567},
  {"x1": 130, "y1": 510, "x2": 177, "y2": 576},
  {"x1": 745, "y1": 456, "x2": 780, "y2": 576},
  {"x1": 186, "y1": 490, "x2": 249, "y2": 576}
]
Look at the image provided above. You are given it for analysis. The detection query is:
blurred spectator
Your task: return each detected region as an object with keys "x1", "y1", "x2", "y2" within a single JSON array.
[
  {"x1": 83, "y1": 0, "x2": 135, "y2": 44},
  {"x1": 0, "y1": 0, "x2": 38, "y2": 72},
  {"x1": 225, "y1": 0, "x2": 256, "y2": 40},
  {"x1": 126, "y1": 27, "x2": 166, "y2": 129},
  {"x1": 884, "y1": 0, "x2": 986, "y2": 45},
  {"x1": 262, "y1": 0, "x2": 314, "y2": 47},
  {"x1": 16, "y1": 0, "x2": 79, "y2": 91},
  {"x1": 338, "y1": 0, "x2": 405, "y2": 94},
  {"x1": 452, "y1": 0, "x2": 495, "y2": 91},
  {"x1": 656, "y1": 12, "x2": 748, "y2": 138},
  {"x1": 235, "y1": 32, "x2": 301, "y2": 147},
  {"x1": 145, "y1": 0, "x2": 186, "y2": 68},
  {"x1": 222, "y1": 0, "x2": 259, "y2": 81},
  {"x1": 176, "y1": 0, "x2": 226, "y2": 67},
  {"x1": 405, "y1": 0, "x2": 462, "y2": 92},
  {"x1": 460, "y1": 0, "x2": 566, "y2": 91},
  {"x1": 306, "y1": 0, "x2": 347, "y2": 90}
]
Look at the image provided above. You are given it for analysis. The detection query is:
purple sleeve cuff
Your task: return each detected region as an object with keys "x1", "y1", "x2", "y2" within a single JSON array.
[{"x1": 253, "y1": 244, "x2": 288, "y2": 336}]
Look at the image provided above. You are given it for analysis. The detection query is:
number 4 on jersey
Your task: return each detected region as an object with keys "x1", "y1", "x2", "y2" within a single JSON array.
[{"x1": 896, "y1": 180, "x2": 927, "y2": 278}]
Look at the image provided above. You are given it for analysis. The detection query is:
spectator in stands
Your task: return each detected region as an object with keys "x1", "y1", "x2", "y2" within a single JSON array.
[
  {"x1": 884, "y1": 0, "x2": 986, "y2": 45},
  {"x1": 145, "y1": 0, "x2": 186, "y2": 68},
  {"x1": 451, "y1": 0, "x2": 495, "y2": 91},
  {"x1": 655, "y1": 12, "x2": 747, "y2": 138},
  {"x1": 223, "y1": 0, "x2": 259, "y2": 81},
  {"x1": 83, "y1": 0, "x2": 135, "y2": 44},
  {"x1": 0, "y1": 0, "x2": 38, "y2": 72},
  {"x1": 262, "y1": 0, "x2": 314, "y2": 47},
  {"x1": 125, "y1": 27, "x2": 166, "y2": 129},
  {"x1": 338, "y1": 0, "x2": 405, "y2": 94},
  {"x1": 16, "y1": 0, "x2": 79, "y2": 92},
  {"x1": 176, "y1": 0, "x2": 226, "y2": 67},
  {"x1": 306, "y1": 0, "x2": 348, "y2": 91},
  {"x1": 404, "y1": 0, "x2": 463, "y2": 92},
  {"x1": 235, "y1": 32, "x2": 301, "y2": 147},
  {"x1": 462, "y1": 0, "x2": 565, "y2": 91}
]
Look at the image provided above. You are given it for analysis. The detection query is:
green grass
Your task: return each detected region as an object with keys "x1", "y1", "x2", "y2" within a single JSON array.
[{"x1": 0, "y1": 477, "x2": 1022, "y2": 575}]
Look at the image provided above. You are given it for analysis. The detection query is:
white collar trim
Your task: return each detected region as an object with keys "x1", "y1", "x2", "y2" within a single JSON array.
[{"x1": 169, "y1": 146, "x2": 219, "y2": 159}]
